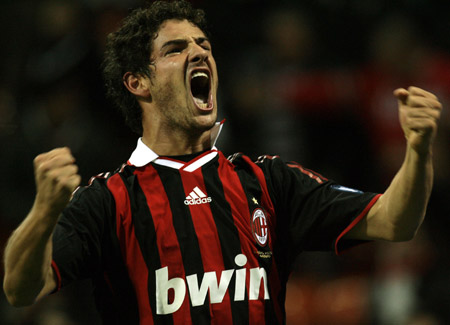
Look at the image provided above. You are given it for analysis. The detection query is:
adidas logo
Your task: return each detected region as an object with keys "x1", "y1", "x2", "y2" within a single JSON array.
[{"x1": 184, "y1": 186, "x2": 212, "y2": 205}]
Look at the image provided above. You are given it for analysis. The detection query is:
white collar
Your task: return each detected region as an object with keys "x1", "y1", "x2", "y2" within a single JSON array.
[{"x1": 128, "y1": 121, "x2": 224, "y2": 171}]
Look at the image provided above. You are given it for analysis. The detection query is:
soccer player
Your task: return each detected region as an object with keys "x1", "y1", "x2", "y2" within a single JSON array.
[{"x1": 3, "y1": 1, "x2": 442, "y2": 324}]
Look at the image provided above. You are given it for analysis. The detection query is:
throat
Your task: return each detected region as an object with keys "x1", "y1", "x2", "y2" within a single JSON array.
[
  {"x1": 163, "y1": 149, "x2": 210, "y2": 162},
  {"x1": 142, "y1": 127, "x2": 213, "y2": 157}
]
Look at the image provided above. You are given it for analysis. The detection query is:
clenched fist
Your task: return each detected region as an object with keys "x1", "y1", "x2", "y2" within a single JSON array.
[
  {"x1": 33, "y1": 147, "x2": 81, "y2": 217},
  {"x1": 394, "y1": 86, "x2": 443, "y2": 155}
]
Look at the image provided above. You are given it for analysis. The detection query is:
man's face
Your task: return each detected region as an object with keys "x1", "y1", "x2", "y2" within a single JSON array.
[{"x1": 147, "y1": 19, "x2": 218, "y2": 135}]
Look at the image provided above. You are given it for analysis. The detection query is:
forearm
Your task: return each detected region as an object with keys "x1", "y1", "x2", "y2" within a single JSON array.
[
  {"x1": 369, "y1": 145, "x2": 433, "y2": 241},
  {"x1": 3, "y1": 147, "x2": 80, "y2": 306},
  {"x1": 3, "y1": 203, "x2": 58, "y2": 306},
  {"x1": 347, "y1": 86, "x2": 441, "y2": 242}
]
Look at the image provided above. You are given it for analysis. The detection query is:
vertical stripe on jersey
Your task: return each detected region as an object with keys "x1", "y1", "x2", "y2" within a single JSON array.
[
  {"x1": 157, "y1": 167, "x2": 211, "y2": 324},
  {"x1": 241, "y1": 155, "x2": 284, "y2": 324},
  {"x1": 135, "y1": 165, "x2": 191, "y2": 325},
  {"x1": 179, "y1": 166, "x2": 234, "y2": 324},
  {"x1": 202, "y1": 161, "x2": 250, "y2": 324},
  {"x1": 101, "y1": 185, "x2": 140, "y2": 323},
  {"x1": 218, "y1": 152, "x2": 266, "y2": 324},
  {"x1": 242, "y1": 156, "x2": 276, "y2": 217},
  {"x1": 107, "y1": 173, "x2": 154, "y2": 324}
]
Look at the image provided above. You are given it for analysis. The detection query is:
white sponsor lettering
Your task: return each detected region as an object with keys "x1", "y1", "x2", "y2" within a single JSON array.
[
  {"x1": 234, "y1": 254, "x2": 247, "y2": 301},
  {"x1": 155, "y1": 254, "x2": 270, "y2": 315},
  {"x1": 155, "y1": 267, "x2": 186, "y2": 315},
  {"x1": 187, "y1": 270, "x2": 234, "y2": 306},
  {"x1": 249, "y1": 267, "x2": 270, "y2": 300}
]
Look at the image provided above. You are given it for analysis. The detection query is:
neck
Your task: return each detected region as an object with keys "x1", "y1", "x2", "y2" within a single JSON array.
[{"x1": 141, "y1": 125, "x2": 213, "y2": 156}]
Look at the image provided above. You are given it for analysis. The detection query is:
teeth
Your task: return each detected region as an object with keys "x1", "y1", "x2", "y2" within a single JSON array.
[
  {"x1": 191, "y1": 71, "x2": 209, "y2": 79},
  {"x1": 194, "y1": 97, "x2": 208, "y2": 108}
]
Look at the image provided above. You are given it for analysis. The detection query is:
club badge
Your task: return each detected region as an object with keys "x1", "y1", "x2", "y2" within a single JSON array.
[{"x1": 251, "y1": 208, "x2": 269, "y2": 247}]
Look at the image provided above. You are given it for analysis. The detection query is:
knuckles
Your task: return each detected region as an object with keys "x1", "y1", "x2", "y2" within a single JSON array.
[
  {"x1": 31, "y1": 148, "x2": 80, "y2": 211},
  {"x1": 406, "y1": 97, "x2": 442, "y2": 110},
  {"x1": 405, "y1": 117, "x2": 438, "y2": 135},
  {"x1": 57, "y1": 175, "x2": 81, "y2": 191},
  {"x1": 33, "y1": 148, "x2": 80, "y2": 191}
]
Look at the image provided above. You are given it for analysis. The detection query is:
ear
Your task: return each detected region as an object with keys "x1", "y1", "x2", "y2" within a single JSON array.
[{"x1": 123, "y1": 72, "x2": 151, "y2": 99}]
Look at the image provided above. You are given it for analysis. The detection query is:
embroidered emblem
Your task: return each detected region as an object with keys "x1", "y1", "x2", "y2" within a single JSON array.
[{"x1": 251, "y1": 208, "x2": 268, "y2": 247}]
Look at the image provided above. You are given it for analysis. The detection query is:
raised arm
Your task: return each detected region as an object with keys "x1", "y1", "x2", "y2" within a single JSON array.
[
  {"x1": 3, "y1": 147, "x2": 81, "y2": 306},
  {"x1": 346, "y1": 86, "x2": 442, "y2": 241}
]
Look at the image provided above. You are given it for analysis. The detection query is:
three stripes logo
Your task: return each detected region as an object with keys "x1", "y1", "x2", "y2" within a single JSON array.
[{"x1": 184, "y1": 186, "x2": 212, "y2": 205}]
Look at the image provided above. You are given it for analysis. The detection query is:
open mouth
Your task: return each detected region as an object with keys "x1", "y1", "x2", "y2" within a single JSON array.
[{"x1": 190, "y1": 70, "x2": 212, "y2": 110}]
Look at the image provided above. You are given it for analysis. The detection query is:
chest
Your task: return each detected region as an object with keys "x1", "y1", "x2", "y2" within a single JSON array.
[{"x1": 117, "y1": 162, "x2": 275, "y2": 273}]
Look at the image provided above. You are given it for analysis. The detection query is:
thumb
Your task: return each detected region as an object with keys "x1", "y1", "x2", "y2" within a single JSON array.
[{"x1": 393, "y1": 88, "x2": 409, "y2": 105}]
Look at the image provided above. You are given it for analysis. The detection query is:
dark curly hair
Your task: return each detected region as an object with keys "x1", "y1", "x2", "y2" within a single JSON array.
[{"x1": 102, "y1": 0, "x2": 209, "y2": 135}]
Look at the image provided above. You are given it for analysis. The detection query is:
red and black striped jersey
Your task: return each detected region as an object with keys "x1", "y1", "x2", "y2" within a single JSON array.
[{"x1": 52, "y1": 145, "x2": 380, "y2": 324}]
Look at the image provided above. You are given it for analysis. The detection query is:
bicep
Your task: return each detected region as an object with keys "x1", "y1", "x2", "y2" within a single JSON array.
[{"x1": 344, "y1": 195, "x2": 395, "y2": 241}]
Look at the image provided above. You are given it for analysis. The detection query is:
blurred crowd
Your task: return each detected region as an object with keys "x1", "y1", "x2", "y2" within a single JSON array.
[{"x1": 1, "y1": 0, "x2": 449, "y2": 324}]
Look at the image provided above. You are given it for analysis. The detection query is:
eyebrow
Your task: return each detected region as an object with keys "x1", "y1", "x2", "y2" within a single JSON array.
[{"x1": 160, "y1": 37, "x2": 211, "y2": 51}]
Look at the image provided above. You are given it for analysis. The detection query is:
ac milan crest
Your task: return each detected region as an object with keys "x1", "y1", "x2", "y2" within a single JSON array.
[{"x1": 251, "y1": 208, "x2": 269, "y2": 247}]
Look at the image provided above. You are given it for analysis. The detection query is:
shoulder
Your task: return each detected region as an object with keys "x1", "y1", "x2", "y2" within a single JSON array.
[
  {"x1": 227, "y1": 152, "x2": 280, "y2": 170},
  {"x1": 227, "y1": 152, "x2": 326, "y2": 183},
  {"x1": 71, "y1": 163, "x2": 136, "y2": 202}
]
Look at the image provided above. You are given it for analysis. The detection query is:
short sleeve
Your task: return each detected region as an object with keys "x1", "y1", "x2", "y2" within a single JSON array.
[
  {"x1": 261, "y1": 157, "x2": 380, "y2": 255},
  {"x1": 52, "y1": 177, "x2": 114, "y2": 290}
]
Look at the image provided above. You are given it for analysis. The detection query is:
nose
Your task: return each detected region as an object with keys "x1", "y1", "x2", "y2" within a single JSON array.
[{"x1": 189, "y1": 43, "x2": 208, "y2": 64}]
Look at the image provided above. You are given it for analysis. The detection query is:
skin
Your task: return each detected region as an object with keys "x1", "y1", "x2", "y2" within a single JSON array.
[
  {"x1": 3, "y1": 19, "x2": 220, "y2": 307},
  {"x1": 2, "y1": 18, "x2": 443, "y2": 307},
  {"x1": 3, "y1": 147, "x2": 79, "y2": 306},
  {"x1": 346, "y1": 86, "x2": 442, "y2": 241},
  {"x1": 124, "y1": 19, "x2": 219, "y2": 156}
]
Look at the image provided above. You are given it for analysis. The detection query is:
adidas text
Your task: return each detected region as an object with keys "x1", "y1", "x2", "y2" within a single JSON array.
[
  {"x1": 184, "y1": 197, "x2": 212, "y2": 205},
  {"x1": 184, "y1": 186, "x2": 212, "y2": 205}
]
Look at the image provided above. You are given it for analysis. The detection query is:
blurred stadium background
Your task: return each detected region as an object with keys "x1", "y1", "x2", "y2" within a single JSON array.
[{"x1": 0, "y1": 0, "x2": 449, "y2": 324}]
